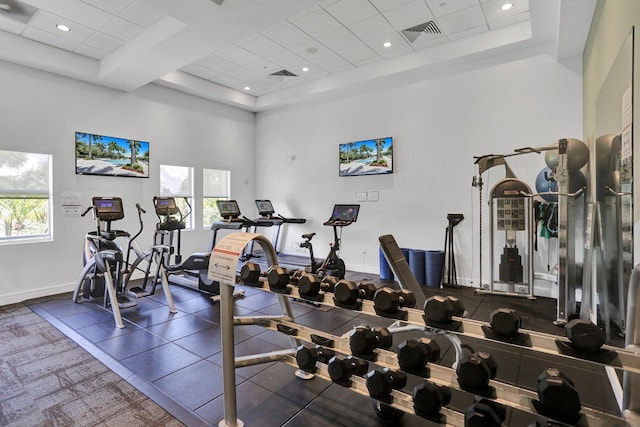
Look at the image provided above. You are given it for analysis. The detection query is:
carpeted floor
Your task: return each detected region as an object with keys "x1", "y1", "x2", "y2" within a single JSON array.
[{"x1": 0, "y1": 302, "x2": 184, "y2": 427}]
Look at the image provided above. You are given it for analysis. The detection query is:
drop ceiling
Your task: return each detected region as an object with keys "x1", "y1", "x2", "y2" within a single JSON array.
[{"x1": 0, "y1": 0, "x2": 596, "y2": 112}]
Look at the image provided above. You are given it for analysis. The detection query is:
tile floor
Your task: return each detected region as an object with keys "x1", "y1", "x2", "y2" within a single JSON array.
[{"x1": 28, "y1": 270, "x2": 623, "y2": 427}]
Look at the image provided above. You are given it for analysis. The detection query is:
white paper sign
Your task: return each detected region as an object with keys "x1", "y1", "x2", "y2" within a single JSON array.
[
  {"x1": 208, "y1": 232, "x2": 260, "y2": 285},
  {"x1": 621, "y1": 85, "x2": 632, "y2": 161}
]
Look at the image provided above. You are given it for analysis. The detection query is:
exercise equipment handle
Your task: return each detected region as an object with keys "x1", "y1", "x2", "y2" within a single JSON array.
[
  {"x1": 605, "y1": 186, "x2": 632, "y2": 197},
  {"x1": 518, "y1": 187, "x2": 585, "y2": 198},
  {"x1": 81, "y1": 206, "x2": 93, "y2": 217}
]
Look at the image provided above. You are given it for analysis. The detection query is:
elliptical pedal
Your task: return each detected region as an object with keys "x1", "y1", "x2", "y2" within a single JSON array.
[{"x1": 116, "y1": 294, "x2": 137, "y2": 309}]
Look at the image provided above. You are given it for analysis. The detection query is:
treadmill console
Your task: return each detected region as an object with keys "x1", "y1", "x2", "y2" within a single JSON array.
[
  {"x1": 255, "y1": 200, "x2": 275, "y2": 217},
  {"x1": 154, "y1": 196, "x2": 185, "y2": 230},
  {"x1": 92, "y1": 197, "x2": 124, "y2": 221},
  {"x1": 217, "y1": 200, "x2": 242, "y2": 220}
]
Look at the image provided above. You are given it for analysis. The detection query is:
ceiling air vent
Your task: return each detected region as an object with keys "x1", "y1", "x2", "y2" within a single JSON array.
[
  {"x1": 211, "y1": 0, "x2": 224, "y2": 5},
  {"x1": 402, "y1": 20, "x2": 442, "y2": 43},
  {"x1": 0, "y1": 0, "x2": 38, "y2": 24},
  {"x1": 268, "y1": 69, "x2": 298, "y2": 81}
]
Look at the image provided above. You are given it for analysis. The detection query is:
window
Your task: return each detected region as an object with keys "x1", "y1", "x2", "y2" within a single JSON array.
[
  {"x1": 160, "y1": 164, "x2": 194, "y2": 229},
  {"x1": 0, "y1": 150, "x2": 52, "y2": 243},
  {"x1": 203, "y1": 168, "x2": 230, "y2": 228}
]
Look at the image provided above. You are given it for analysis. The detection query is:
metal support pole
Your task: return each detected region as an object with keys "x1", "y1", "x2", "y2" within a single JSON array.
[{"x1": 623, "y1": 264, "x2": 640, "y2": 423}]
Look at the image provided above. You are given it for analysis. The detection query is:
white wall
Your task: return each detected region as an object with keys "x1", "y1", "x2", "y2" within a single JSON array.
[
  {"x1": 0, "y1": 60, "x2": 256, "y2": 304},
  {"x1": 256, "y1": 53, "x2": 583, "y2": 294}
]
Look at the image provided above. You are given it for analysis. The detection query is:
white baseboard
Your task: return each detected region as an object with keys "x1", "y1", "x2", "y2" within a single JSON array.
[{"x1": 5, "y1": 282, "x2": 75, "y2": 305}]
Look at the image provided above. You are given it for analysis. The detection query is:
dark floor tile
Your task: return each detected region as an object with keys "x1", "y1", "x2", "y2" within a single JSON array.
[
  {"x1": 174, "y1": 325, "x2": 252, "y2": 358},
  {"x1": 96, "y1": 328, "x2": 168, "y2": 359},
  {"x1": 58, "y1": 305, "x2": 119, "y2": 329},
  {"x1": 32, "y1": 296, "x2": 96, "y2": 317},
  {"x1": 123, "y1": 305, "x2": 187, "y2": 328},
  {"x1": 195, "y1": 380, "x2": 303, "y2": 427},
  {"x1": 234, "y1": 291, "x2": 278, "y2": 311},
  {"x1": 147, "y1": 314, "x2": 217, "y2": 341},
  {"x1": 75, "y1": 318, "x2": 142, "y2": 342},
  {"x1": 295, "y1": 306, "x2": 359, "y2": 332},
  {"x1": 153, "y1": 359, "x2": 224, "y2": 410},
  {"x1": 250, "y1": 362, "x2": 332, "y2": 406},
  {"x1": 121, "y1": 342, "x2": 201, "y2": 381},
  {"x1": 282, "y1": 408, "x2": 340, "y2": 427}
]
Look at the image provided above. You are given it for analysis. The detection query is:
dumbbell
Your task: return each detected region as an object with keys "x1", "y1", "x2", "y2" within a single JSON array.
[
  {"x1": 456, "y1": 350, "x2": 497, "y2": 392},
  {"x1": 565, "y1": 319, "x2": 605, "y2": 353},
  {"x1": 295, "y1": 345, "x2": 335, "y2": 373},
  {"x1": 366, "y1": 368, "x2": 407, "y2": 399},
  {"x1": 333, "y1": 280, "x2": 377, "y2": 306},
  {"x1": 465, "y1": 399, "x2": 507, "y2": 427},
  {"x1": 412, "y1": 382, "x2": 452, "y2": 419},
  {"x1": 297, "y1": 274, "x2": 335, "y2": 299},
  {"x1": 424, "y1": 295, "x2": 465, "y2": 325},
  {"x1": 534, "y1": 368, "x2": 581, "y2": 424},
  {"x1": 327, "y1": 355, "x2": 369, "y2": 386},
  {"x1": 267, "y1": 265, "x2": 290, "y2": 291},
  {"x1": 397, "y1": 338, "x2": 441, "y2": 374},
  {"x1": 373, "y1": 287, "x2": 416, "y2": 315},
  {"x1": 349, "y1": 326, "x2": 392, "y2": 357},
  {"x1": 240, "y1": 262, "x2": 261, "y2": 286},
  {"x1": 489, "y1": 308, "x2": 522, "y2": 338}
]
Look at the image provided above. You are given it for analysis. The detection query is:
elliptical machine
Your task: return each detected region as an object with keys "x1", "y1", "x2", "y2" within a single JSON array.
[
  {"x1": 300, "y1": 204, "x2": 360, "y2": 279},
  {"x1": 72, "y1": 197, "x2": 176, "y2": 328}
]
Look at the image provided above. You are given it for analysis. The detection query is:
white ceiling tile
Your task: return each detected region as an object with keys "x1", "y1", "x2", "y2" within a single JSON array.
[
  {"x1": 369, "y1": 0, "x2": 414, "y2": 12},
  {"x1": 436, "y1": 5, "x2": 487, "y2": 35},
  {"x1": 425, "y1": 0, "x2": 480, "y2": 18},
  {"x1": 228, "y1": 67, "x2": 264, "y2": 83},
  {"x1": 309, "y1": 51, "x2": 354, "y2": 72},
  {"x1": 267, "y1": 49, "x2": 308, "y2": 70},
  {"x1": 200, "y1": 56, "x2": 240, "y2": 74},
  {"x1": 488, "y1": 10, "x2": 530, "y2": 30},
  {"x1": 100, "y1": 16, "x2": 142, "y2": 41},
  {"x1": 409, "y1": 32, "x2": 447, "y2": 48},
  {"x1": 118, "y1": 0, "x2": 164, "y2": 28},
  {"x1": 181, "y1": 63, "x2": 221, "y2": 80},
  {"x1": 337, "y1": 42, "x2": 378, "y2": 64},
  {"x1": 379, "y1": 44, "x2": 413, "y2": 59},
  {"x1": 0, "y1": 15, "x2": 27, "y2": 35},
  {"x1": 349, "y1": 14, "x2": 396, "y2": 41},
  {"x1": 237, "y1": 35, "x2": 284, "y2": 57},
  {"x1": 243, "y1": 58, "x2": 281, "y2": 75},
  {"x1": 299, "y1": 67, "x2": 329, "y2": 80},
  {"x1": 446, "y1": 25, "x2": 488, "y2": 41},
  {"x1": 285, "y1": 5, "x2": 321, "y2": 23},
  {"x1": 324, "y1": 0, "x2": 379, "y2": 26},
  {"x1": 74, "y1": 43, "x2": 108, "y2": 59},
  {"x1": 289, "y1": 39, "x2": 333, "y2": 59},
  {"x1": 81, "y1": 0, "x2": 134, "y2": 15},
  {"x1": 383, "y1": 0, "x2": 435, "y2": 31},
  {"x1": 354, "y1": 55, "x2": 382, "y2": 66},
  {"x1": 213, "y1": 73, "x2": 245, "y2": 90},
  {"x1": 317, "y1": 27, "x2": 362, "y2": 51},
  {"x1": 39, "y1": 0, "x2": 113, "y2": 29},
  {"x1": 481, "y1": 0, "x2": 529, "y2": 23},
  {"x1": 291, "y1": 8, "x2": 343, "y2": 38},
  {"x1": 82, "y1": 31, "x2": 123, "y2": 51},
  {"x1": 262, "y1": 22, "x2": 312, "y2": 48},
  {"x1": 22, "y1": 26, "x2": 81, "y2": 51},
  {"x1": 218, "y1": 46, "x2": 261, "y2": 66},
  {"x1": 29, "y1": 10, "x2": 93, "y2": 43},
  {"x1": 365, "y1": 31, "x2": 410, "y2": 55}
]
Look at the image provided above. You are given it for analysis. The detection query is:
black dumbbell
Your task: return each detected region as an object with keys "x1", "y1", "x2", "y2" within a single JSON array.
[
  {"x1": 457, "y1": 350, "x2": 497, "y2": 392},
  {"x1": 565, "y1": 319, "x2": 605, "y2": 353},
  {"x1": 534, "y1": 368, "x2": 581, "y2": 424},
  {"x1": 327, "y1": 355, "x2": 369, "y2": 386},
  {"x1": 412, "y1": 382, "x2": 452, "y2": 419},
  {"x1": 373, "y1": 287, "x2": 416, "y2": 314},
  {"x1": 373, "y1": 402, "x2": 405, "y2": 422},
  {"x1": 240, "y1": 262, "x2": 261, "y2": 286},
  {"x1": 267, "y1": 265, "x2": 290, "y2": 291},
  {"x1": 397, "y1": 338, "x2": 441, "y2": 374},
  {"x1": 465, "y1": 399, "x2": 506, "y2": 427},
  {"x1": 349, "y1": 326, "x2": 392, "y2": 356},
  {"x1": 489, "y1": 308, "x2": 522, "y2": 338},
  {"x1": 366, "y1": 368, "x2": 407, "y2": 399},
  {"x1": 334, "y1": 280, "x2": 377, "y2": 305},
  {"x1": 424, "y1": 295, "x2": 465, "y2": 324},
  {"x1": 298, "y1": 274, "x2": 335, "y2": 298},
  {"x1": 295, "y1": 345, "x2": 335, "y2": 373}
]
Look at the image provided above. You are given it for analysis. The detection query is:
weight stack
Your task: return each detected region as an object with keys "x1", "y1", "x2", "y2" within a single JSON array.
[{"x1": 499, "y1": 247, "x2": 523, "y2": 283}]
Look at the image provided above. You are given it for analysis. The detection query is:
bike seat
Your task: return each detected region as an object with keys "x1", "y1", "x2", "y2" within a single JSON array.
[{"x1": 302, "y1": 233, "x2": 316, "y2": 240}]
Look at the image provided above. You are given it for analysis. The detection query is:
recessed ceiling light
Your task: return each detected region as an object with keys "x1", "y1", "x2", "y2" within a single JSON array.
[
  {"x1": 302, "y1": 67, "x2": 309, "y2": 72},
  {"x1": 501, "y1": 3, "x2": 513, "y2": 11},
  {"x1": 244, "y1": 86, "x2": 251, "y2": 91},
  {"x1": 383, "y1": 41, "x2": 392, "y2": 48},
  {"x1": 56, "y1": 24, "x2": 71, "y2": 32}
]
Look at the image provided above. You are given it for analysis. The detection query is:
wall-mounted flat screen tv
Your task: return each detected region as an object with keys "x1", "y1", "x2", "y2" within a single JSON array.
[
  {"x1": 75, "y1": 131, "x2": 150, "y2": 178},
  {"x1": 339, "y1": 137, "x2": 393, "y2": 177}
]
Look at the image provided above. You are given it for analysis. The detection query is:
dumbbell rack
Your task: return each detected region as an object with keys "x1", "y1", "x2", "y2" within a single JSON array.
[{"x1": 216, "y1": 235, "x2": 637, "y2": 427}]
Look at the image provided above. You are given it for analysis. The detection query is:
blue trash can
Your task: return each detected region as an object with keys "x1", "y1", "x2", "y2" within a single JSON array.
[
  {"x1": 379, "y1": 246, "x2": 393, "y2": 281},
  {"x1": 425, "y1": 250, "x2": 445, "y2": 287},
  {"x1": 409, "y1": 249, "x2": 426, "y2": 285}
]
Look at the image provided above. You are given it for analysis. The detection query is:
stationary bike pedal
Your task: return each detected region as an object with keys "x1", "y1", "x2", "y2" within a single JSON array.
[{"x1": 116, "y1": 295, "x2": 137, "y2": 309}]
